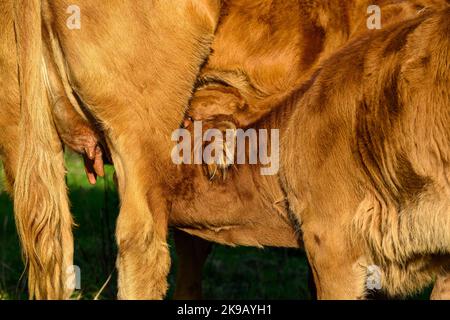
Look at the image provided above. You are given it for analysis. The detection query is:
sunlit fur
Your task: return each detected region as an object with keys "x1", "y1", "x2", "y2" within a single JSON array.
[
  {"x1": 186, "y1": 6, "x2": 450, "y2": 299},
  {"x1": 6, "y1": 0, "x2": 450, "y2": 300},
  {"x1": 10, "y1": 0, "x2": 222, "y2": 299},
  {"x1": 0, "y1": 0, "x2": 19, "y2": 193},
  {"x1": 12, "y1": 0, "x2": 73, "y2": 299},
  {"x1": 2, "y1": 0, "x2": 104, "y2": 299},
  {"x1": 280, "y1": 8, "x2": 450, "y2": 298},
  {"x1": 183, "y1": 0, "x2": 450, "y2": 299}
]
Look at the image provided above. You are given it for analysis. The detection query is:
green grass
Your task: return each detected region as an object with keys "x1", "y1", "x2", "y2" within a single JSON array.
[{"x1": 0, "y1": 153, "x2": 432, "y2": 300}]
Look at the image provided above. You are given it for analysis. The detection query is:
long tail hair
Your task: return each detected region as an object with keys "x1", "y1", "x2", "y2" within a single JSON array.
[{"x1": 13, "y1": 0, "x2": 74, "y2": 299}]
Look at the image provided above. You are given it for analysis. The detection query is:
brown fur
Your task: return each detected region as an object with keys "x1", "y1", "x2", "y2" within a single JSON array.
[
  {"x1": 13, "y1": 0, "x2": 74, "y2": 299},
  {"x1": 431, "y1": 275, "x2": 450, "y2": 299},
  {"x1": 279, "y1": 8, "x2": 450, "y2": 298},
  {"x1": 6, "y1": 0, "x2": 449, "y2": 300},
  {"x1": 1, "y1": 0, "x2": 105, "y2": 298},
  {"x1": 181, "y1": 2, "x2": 448, "y2": 297},
  {"x1": 184, "y1": 5, "x2": 450, "y2": 299},
  {"x1": 0, "y1": 0, "x2": 20, "y2": 193},
  {"x1": 5, "y1": 0, "x2": 225, "y2": 300},
  {"x1": 181, "y1": 0, "x2": 450, "y2": 299},
  {"x1": 180, "y1": 0, "x2": 424, "y2": 244},
  {"x1": 3, "y1": 0, "x2": 300, "y2": 299},
  {"x1": 188, "y1": 0, "x2": 441, "y2": 127},
  {"x1": 35, "y1": 0, "x2": 222, "y2": 299}
]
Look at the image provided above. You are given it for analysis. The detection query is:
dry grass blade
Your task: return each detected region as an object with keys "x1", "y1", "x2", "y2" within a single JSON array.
[{"x1": 93, "y1": 271, "x2": 113, "y2": 300}]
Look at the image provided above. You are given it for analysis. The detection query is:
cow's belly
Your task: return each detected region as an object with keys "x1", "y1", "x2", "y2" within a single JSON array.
[{"x1": 169, "y1": 165, "x2": 302, "y2": 248}]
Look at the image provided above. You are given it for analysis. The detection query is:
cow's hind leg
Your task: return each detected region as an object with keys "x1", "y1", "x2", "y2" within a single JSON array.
[
  {"x1": 112, "y1": 139, "x2": 172, "y2": 299},
  {"x1": 54, "y1": 0, "x2": 223, "y2": 299}
]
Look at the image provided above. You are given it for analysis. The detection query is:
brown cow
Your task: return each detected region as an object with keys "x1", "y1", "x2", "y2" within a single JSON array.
[
  {"x1": 5, "y1": 0, "x2": 295, "y2": 299},
  {"x1": 13, "y1": 0, "x2": 223, "y2": 299},
  {"x1": 1, "y1": 0, "x2": 211, "y2": 300},
  {"x1": 7, "y1": 0, "x2": 450, "y2": 299},
  {"x1": 186, "y1": 6, "x2": 450, "y2": 298},
  {"x1": 178, "y1": 0, "x2": 450, "y2": 299},
  {"x1": 286, "y1": 8, "x2": 450, "y2": 297}
]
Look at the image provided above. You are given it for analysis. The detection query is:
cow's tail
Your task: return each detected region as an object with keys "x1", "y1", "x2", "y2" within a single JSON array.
[{"x1": 13, "y1": 0, "x2": 74, "y2": 299}]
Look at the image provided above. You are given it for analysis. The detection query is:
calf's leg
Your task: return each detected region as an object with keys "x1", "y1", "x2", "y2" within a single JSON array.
[
  {"x1": 173, "y1": 230, "x2": 212, "y2": 300},
  {"x1": 431, "y1": 275, "x2": 450, "y2": 300}
]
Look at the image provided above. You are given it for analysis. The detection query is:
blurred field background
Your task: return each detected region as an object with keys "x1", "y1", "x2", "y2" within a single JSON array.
[{"x1": 0, "y1": 152, "x2": 432, "y2": 300}]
